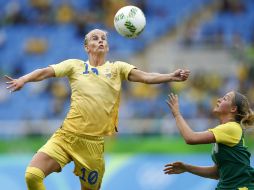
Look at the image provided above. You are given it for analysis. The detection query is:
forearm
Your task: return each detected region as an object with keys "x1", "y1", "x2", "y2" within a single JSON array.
[
  {"x1": 143, "y1": 73, "x2": 174, "y2": 84},
  {"x1": 5, "y1": 67, "x2": 55, "y2": 92},
  {"x1": 184, "y1": 164, "x2": 219, "y2": 180},
  {"x1": 174, "y1": 114, "x2": 196, "y2": 144},
  {"x1": 20, "y1": 68, "x2": 54, "y2": 83}
]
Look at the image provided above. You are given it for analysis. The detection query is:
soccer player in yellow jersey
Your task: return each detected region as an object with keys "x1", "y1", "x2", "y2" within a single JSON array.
[
  {"x1": 5, "y1": 29, "x2": 190, "y2": 190},
  {"x1": 164, "y1": 91, "x2": 254, "y2": 190}
]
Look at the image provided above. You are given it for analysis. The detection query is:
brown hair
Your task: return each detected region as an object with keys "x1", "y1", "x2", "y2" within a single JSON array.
[{"x1": 233, "y1": 91, "x2": 254, "y2": 130}]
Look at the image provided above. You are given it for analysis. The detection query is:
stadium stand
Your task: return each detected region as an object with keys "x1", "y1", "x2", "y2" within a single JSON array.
[{"x1": 0, "y1": 0, "x2": 253, "y2": 123}]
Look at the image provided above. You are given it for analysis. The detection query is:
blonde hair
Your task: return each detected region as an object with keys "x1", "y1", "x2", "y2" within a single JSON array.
[
  {"x1": 233, "y1": 91, "x2": 254, "y2": 130},
  {"x1": 84, "y1": 29, "x2": 108, "y2": 46}
]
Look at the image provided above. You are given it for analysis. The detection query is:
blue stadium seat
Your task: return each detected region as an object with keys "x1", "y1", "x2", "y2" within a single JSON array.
[{"x1": 0, "y1": 0, "x2": 216, "y2": 120}]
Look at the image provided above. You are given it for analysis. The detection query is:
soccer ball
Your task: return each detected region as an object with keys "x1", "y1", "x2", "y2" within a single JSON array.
[{"x1": 114, "y1": 6, "x2": 146, "y2": 38}]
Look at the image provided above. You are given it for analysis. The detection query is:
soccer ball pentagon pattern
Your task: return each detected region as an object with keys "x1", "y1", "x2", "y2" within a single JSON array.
[{"x1": 114, "y1": 6, "x2": 146, "y2": 38}]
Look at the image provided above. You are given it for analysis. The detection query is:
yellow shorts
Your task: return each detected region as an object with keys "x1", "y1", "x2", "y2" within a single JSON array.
[{"x1": 38, "y1": 128, "x2": 105, "y2": 189}]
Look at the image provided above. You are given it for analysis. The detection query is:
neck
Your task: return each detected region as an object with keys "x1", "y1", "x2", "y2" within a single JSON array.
[
  {"x1": 89, "y1": 53, "x2": 105, "y2": 67},
  {"x1": 219, "y1": 115, "x2": 235, "y2": 124}
]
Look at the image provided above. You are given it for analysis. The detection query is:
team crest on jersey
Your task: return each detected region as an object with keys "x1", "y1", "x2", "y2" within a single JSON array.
[
  {"x1": 104, "y1": 68, "x2": 112, "y2": 78},
  {"x1": 105, "y1": 73, "x2": 111, "y2": 78}
]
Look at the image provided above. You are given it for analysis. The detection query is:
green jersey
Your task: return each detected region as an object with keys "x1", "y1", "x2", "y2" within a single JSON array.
[{"x1": 209, "y1": 122, "x2": 254, "y2": 190}]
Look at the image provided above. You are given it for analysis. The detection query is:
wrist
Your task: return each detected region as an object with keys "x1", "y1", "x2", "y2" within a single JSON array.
[
  {"x1": 173, "y1": 113, "x2": 181, "y2": 118},
  {"x1": 183, "y1": 163, "x2": 189, "y2": 172},
  {"x1": 168, "y1": 73, "x2": 174, "y2": 81},
  {"x1": 19, "y1": 76, "x2": 28, "y2": 83}
]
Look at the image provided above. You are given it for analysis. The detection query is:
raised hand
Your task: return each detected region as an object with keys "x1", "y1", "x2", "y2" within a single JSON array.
[
  {"x1": 171, "y1": 69, "x2": 190, "y2": 82},
  {"x1": 5, "y1": 75, "x2": 25, "y2": 92},
  {"x1": 166, "y1": 93, "x2": 180, "y2": 117},
  {"x1": 164, "y1": 162, "x2": 186, "y2": 175}
]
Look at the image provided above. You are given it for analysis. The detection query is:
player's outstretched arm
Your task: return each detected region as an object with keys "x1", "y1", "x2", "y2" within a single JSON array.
[
  {"x1": 128, "y1": 69, "x2": 190, "y2": 84},
  {"x1": 5, "y1": 66, "x2": 55, "y2": 92},
  {"x1": 164, "y1": 162, "x2": 219, "y2": 180},
  {"x1": 166, "y1": 93, "x2": 216, "y2": 145}
]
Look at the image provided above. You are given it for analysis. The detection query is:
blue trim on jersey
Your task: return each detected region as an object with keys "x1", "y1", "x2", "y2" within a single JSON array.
[{"x1": 83, "y1": 63, "x2": 89, "y2": 74}]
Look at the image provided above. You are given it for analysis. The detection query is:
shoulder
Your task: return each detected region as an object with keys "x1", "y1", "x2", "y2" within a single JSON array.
[
  {"x1": 111, "y1": 60, "x2": 136, "y2": 69},
  {"x1": 113, "y1": 60, "x2": 129, "y2": 64},
  {"x1": 109, "y1": 60, "x2": 129, "y2": 66},
  {"x1": 209, "y1": 122, "x2": 242, "y2": 146},
  {"x1": 62, "y1": 59, "x2": 85, "y2": 65},
  {"x1": 52, "y1": 59, "x2": 85, "y2": 73},
  {"x1": 210, "y1": 122, "x2": 242, "y2": 135},
  {"x1": 106, "y1": 60, "x2": 129, "y2": 69},
  {"x1": 60, "y1": 59, "x2": 85, "y2": 69},
  {"x1": 216, "y1": 122, "x2": 241, "y2": 131}
]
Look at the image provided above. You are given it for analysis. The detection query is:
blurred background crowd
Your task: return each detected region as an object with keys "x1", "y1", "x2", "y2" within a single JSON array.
[
  {"x1": 0, "y1": 0, "x2": 254, "y2": 134},
  {"x1": 1, "y1": 0, "x2": 254, "y2": 189}
]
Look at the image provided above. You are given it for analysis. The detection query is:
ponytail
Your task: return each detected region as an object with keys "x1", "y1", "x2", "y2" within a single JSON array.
[
  {"x1": 240, "y1": 109, "x2": 254, "y2": 130},
  {"x1": 233, "y1": 92, "x2": 254, "y2": 130}
]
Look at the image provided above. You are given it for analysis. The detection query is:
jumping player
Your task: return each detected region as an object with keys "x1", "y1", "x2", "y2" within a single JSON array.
[{"x1": 5, "y1": 29, "x2": 190, "y2": 190}]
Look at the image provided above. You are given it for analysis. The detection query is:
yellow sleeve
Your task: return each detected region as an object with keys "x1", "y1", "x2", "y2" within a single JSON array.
[
  {"x1": 50, "y1": 59, "x2": 76, "y2": 77},
  {"x1": 115, "y1": 61, "x2": 136, "y2": 80},
  {"x1": 208, "y1": 122, "x2": 242, "y2": 147}
]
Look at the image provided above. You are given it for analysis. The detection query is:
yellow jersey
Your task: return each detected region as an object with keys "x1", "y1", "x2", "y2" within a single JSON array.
[
  {"x1": 208, "y1": 122, "x2": 242, "y2": 147},
  {"x1": 50, "y1": 59, "x2": 136, "y2": 136}
]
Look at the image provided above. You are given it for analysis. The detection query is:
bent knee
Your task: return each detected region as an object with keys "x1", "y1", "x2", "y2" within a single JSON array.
[{"x1": 25, "y1": 167, "x2": 46, "y2": 190}]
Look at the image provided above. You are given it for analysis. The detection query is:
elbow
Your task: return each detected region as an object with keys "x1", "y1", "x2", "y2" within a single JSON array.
[
  {"x1": 214, "y1": 172, "x2": 220, "y2": 180},
  {"x1": 142, "y1": 73, "x2": 155, "y2": 84},
  {"x1": 38, "y1": 68, "x2": 53, "y2": 80},
  {"x1": 185, "y1": 138, "x2": 198, "y2": 145},
  {"x1": 185, "y1": 139, "x2": 195, "y2": 145},
  {"x1": 212, "y1": 174, "x2": 219, "y2": 180},
  {"x1": 183, "y1": 132, "x2": 201, "y2": 145},
  {"x1": 37, "y1": 69, "x2": 46, "y2": 81},
  {"x1": 142, "y1": 76, "x2": 150, "y2": 84},
  {"x1": 143, "y1": 77, "x2": 157, "y2": 84}
]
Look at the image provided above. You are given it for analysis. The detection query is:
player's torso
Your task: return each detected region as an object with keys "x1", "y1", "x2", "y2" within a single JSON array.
[
  {"x1": 212, "y1": 138, "x2": 253, "y2": 189},
  {"x1": 69, "y1": 61, "x2": 120, "y2": 92},
  {"x1": 64, "y1": 61, "x2": 122, "y2": 136}
]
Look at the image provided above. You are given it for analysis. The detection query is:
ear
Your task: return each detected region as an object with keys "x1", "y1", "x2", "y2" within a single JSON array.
[
  {"x1": 84, "y1": 44, "x2": 89, "y2": 52},
  {"x1": 231, "y1": 105, "x2": 237, "y2": 113}
]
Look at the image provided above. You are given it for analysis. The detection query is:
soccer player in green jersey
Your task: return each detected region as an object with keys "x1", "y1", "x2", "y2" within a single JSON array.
[
  {"x1": 5, "y1": 29, "x2": 190, "y2": 190},
  {"x1": 164, "y1": 91, "x2": 254, "y2": 190}
]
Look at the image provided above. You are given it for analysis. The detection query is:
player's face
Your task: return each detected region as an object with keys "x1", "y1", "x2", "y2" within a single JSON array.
[
  {"x1": 85, "y1": 30, "x2": 109, "y2": 54},
  {"x1": 213, "y1": 91, "x2": 235, "y2": 115}
]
